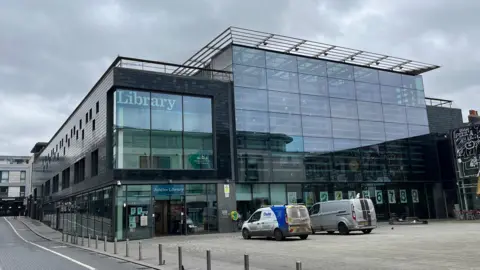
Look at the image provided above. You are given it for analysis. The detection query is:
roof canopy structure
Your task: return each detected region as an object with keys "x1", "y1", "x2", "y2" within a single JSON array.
[{"x1": 175, "y1": 27, "x2": 440, "y2": 76}]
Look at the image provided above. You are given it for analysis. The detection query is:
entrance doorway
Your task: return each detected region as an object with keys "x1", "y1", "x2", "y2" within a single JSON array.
[{"x1": 154, "y1": 199, "x2": 185, "y2": 236}]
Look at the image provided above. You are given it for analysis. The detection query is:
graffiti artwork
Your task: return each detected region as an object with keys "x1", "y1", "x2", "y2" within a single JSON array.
[{"x1": 452, "y1": 125, "x2": 480, "y2": 177}]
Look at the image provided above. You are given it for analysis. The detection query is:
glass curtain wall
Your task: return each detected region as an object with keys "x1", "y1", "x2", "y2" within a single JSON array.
[
  {"x1": 232, "y1": 45, "x2": 429, "y2": 183},
  {"x1": 113, "y1": 90, "x2": 214, "y2": 170}
]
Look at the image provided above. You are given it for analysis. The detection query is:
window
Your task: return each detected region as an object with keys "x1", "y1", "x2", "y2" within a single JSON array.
[
  {"x1": 385, "y1": 123, "x2": 409, "y2": 141},
  {"x1": 266, "y1": 51, "x2": 297, "y2": 72},
  {"x1": 89, "y1": 108, "x2": 92, "y2": 120},
  {"x1": 96, "y1": 101, "x2": 99, "y2": 113},
  {"x1": 309, "y1": 204, "x2": 320, "y2": 215},
  {"x1": 355, "y1": 82, "x2": 381, "y2": 102},
  {"x1": 383, "y1": 104, "x2": 407, "y2": 124},
  {"x1": 299, "y1": 74, "x2": 328, "y2": 96},
  {"x1": 331, "y1": 118, "x2": 360, "y2": 139},
  {"x1": 328, "y1": 78, "x2": 355, "y2": 99},
  {"x1": 183, "y1": 96, "x2": 213, "y2": 133},
  {"x1": 82, "y1": 130, "x2": 84, "y2": 140},
  {"x1": 379, "y1": 71, "x2": 402, "y2": 87},
  {"x1": 1, "y1": 171, "x2": 9, "y2": 182},
  {"x1": 303, "y1": 137, "x2": 333, "y2": 153},
  {"x1": 68, "y1": 138, "x2": 70, "y2": 147},
  {"x1": 20, "y1": 171, "x2": 26, "y2": 181},
  {"x1": 235, "y1": 110, "x2": 269, "y2": 133},
  {"x1": 232, "y1": 46, "x2": 266, "y2": 67},
  {"x1": 381, "y1": 86, "x2": 405, "y2": 105},
  {"x1": 354, "y1": 66, "x2": 379, "y2": 84},
  {"x1": 359, "y1": 121, "x2": 386, "y2": 141},
  {"x1": 91, "y1": 150, "x2": 99, "y2": 176},
  {"x1": 151, "y1": 93, "x2": 183, "y2": 131},
  {"x1": 249, "y1": 211, "x2": 262, "y2": 222},
  {"x1": 85, "y1": 112, "x2": 89, "y2": 123},
  {"x1": 330, "y1": 98, "x2": 358, "y2": 119},
  {"x1": 76, "y1": 130, "x2": 79, "y2": 140},
  {"x1": 357, "y1": 101, "x2": 384, "y2": 121},
  {"x1": 234, "y1": 87, "x2": 268, "y2": 111},
  {"x1": 266, "y1": 69, "x2": 299, "y2": 93},
  {"x1": 327, "y1": 62, "x2": 353, "y2": 80},
  {"x1": 0, "y1": 187, "x2": 7, "y2": 195},
  {"x1": 44, "y1": 180, "x2": 50, "y2": 196},
  {"x1": 74, "y1": 158, "x2": 85, "y2": 184},
  {"x1": 300, "y1": 95, "x2": 330, "y2": 117},
  {"x1": 297, "y1": 57, "x2": 327, "y2": 76},
  {"x1": 52, "y1": 174, "x2": 59, "y2": 193},
  {"x1": 233, "y1": 65, "x2": 267, "y2": 89},
  {"x1": 406, "y1": 107, "x2": 428, "y2": 125},
  {"x1": 79, "y1": 119, "x2": 82, "y2": 129},
  {"x1": 268, "y1": 91, "x2": 300, "y2": 114},
  {"x1": 20, "y1": 186, "x2": 25, "y2": 197},
  {"x1": 61, "y1": 167, "x2": 70, "y2": 189},
  {"x1": 301, "y1": 116, "x2": 332, "y2": 137},
  {"x1": 92, "y1": 119, "x2": 96, "y2": 131},
  {"x1": 269, "y1": 113, "x2": 302, "y2": 136}
]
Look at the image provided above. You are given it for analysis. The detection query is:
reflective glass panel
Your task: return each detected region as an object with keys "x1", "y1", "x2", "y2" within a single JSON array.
[
  {"x1": 333, "y1": 139, "x2": 360, "y2": 151},
  {"x1": 271, "y1": 136, "x2": 304, "y2": 152},
  {"x1": 361, "y1": 140, "x2": 383, "y2": 147},
  {"x1": 269, "y1": 113, "x2": 302, "y2": 136},
  {"x1": 184, "y1": 133, "x2": 214, "y2": 169},
  {"x1": 355, "y1": 82, "x2": 381, "y2": 103},
  {"x1": 359, "y1": 120, "x2": 386, "y2": 141},
  {"x1": 357, "y1": 101, "x2": 384, "y2": 121},
  {"x1": 331, "y1": 118, "x2": 360, "y2": 139},
  {"x1": 415, "y1": 76, "x2": 424, "y2": 91},
  {"x1": 297, "y1": 57, "x2": 327, "y2": 76},
  {"x1": 382, "y1": 105, "x2": 407, "y2": 124},
  {"x1": 270, "y1": 184, "x2": 286, "y2": 205},
  {"x1": 234, "y1": 87, "x2": 268, "y2": 111},
  {"x1": 408, "y1": 125, "x2": 430, "y2": 137},
  {"x1": 268, "y1": 91, "x2": 300, "y2": 114},
  {"x1": 405, "y1": 89, "x2": 426, "y2": 107},
  {"x1": 151, "y1": 93, "x2": 183, "y2": 131},
  {"x1": 232, "y1": 46, "x2": 266, "y2": 67},
  {"x1": 233, "y1": 65, "x2": 266, "y2": 89},
  {"x1": 381, "y1": 86, "x2": 405, "y2": 105},
  {"x1": 271, "y1": 153, "x2": 306, "y2": 182},
  {"x1": 406, "y1": 107, "x2": 428, "y2": 125},
  {"x1": 401, "y1": 74, "x2": 416, "y2": 89},
  {"x1": 235, "y1": 110, "x2": 269, "y2": 133},
  {"x1": 266, "y1": 69, "x2": 299, "y2": 93},
  {"x1": 328, "y1": 78, "x2": 355, "y2": 99},
  {"x1": 266, "y1": 51, "x2": 297, "y2": 72},
  {"x1": 327, "y1": 62, "x2": 354, "y2": 80},
  {"x1": 300, "y1": 95, "x2": 330, "y2": 117},
  {"x1": 330, "y1": 98, "x2": 358, "y2": 119},
  {"x1": 303, "y1": 137, "x2": 334, "y2": 153},
  {"x1": 298, "y1": 74, "x2": 328, "y2": 96},
  {"x1": 183, "y1": 96, "x2": 212, "y2": 133},
  {"x1": 354, "y1": 66, "x2": 379, "y2": 84},
  {"x1": 115, "y1": 90, "x2": 151, "y2": 129},
  {"x1": 301, "y1": 116, "x2": 332, "y2": 137},
  {"x1": 379, "y1": 70, "x2": 402, "y2": 87},
  {"x1": 151, "y1": 130, "x2": 183, "y2": 169},
  {"x1": 384, "y1": 123, "x2": 409, "y2": 141}
]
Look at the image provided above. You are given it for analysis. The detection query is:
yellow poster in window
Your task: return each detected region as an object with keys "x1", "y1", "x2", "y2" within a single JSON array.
[{"x1": 477, "y1": 176, "x2": 480, "y2": 195}]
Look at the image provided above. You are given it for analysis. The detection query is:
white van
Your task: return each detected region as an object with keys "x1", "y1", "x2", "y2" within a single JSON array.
[{"x1": 309, "y1": 197, "x2": 377, "y2": 235}]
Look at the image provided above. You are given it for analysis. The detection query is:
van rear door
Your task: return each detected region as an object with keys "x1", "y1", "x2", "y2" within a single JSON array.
[
  {"x1": 286, "y1": 205, "x2": 310, "y2": 226},
  {"x1": 353, "y1": 199, "x2": 374, "y2": 226}
]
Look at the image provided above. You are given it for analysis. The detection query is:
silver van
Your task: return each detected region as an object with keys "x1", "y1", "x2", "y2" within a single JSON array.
[{"x1": 309, "y1": 197, "x2": 377, "y2": 235}]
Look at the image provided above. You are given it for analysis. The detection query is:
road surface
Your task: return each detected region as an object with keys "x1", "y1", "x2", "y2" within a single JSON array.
[{"x1": 0, "y1": 217, "x2": 145, "y2": 270}]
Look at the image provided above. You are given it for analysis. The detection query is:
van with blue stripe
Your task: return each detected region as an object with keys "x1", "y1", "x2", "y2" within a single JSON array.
[{"x1": 241, "y1": 204, "x2": 311, "y2": 241}]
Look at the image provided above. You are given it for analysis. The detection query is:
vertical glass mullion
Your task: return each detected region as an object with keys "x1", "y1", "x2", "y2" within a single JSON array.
[
  {"x1": 181, "y1": 96, "x2": 185, "y2": 169},
  {"x1": 149, "y1": 91, "x2": 152, "y2": 169}
]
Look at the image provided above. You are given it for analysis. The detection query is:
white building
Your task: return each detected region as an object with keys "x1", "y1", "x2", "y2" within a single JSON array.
[{"x1": 0, "y1": 155, "x2": 30, "y2": 215}]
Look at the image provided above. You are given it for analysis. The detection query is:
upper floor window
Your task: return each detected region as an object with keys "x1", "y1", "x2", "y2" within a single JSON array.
[{"x1": 20, "y1": 171, "x2": 26, "y2": 181}]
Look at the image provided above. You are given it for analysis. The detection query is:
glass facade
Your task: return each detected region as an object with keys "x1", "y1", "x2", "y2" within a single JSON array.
[
  {"x1": 232, "y1": 46, "x2": 429, "y2": 183},
  {"x1": 114, "y1": 89, "x2": 214, "y2": 170}
]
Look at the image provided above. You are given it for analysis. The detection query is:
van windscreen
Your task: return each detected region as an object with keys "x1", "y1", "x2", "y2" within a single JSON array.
[{"x1": 287, "y1": 207, "x2": 309, "y2": 218}]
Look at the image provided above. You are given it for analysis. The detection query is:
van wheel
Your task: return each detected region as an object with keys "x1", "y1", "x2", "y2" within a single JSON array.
[
  {"x1": 299, "y1": 235, "x2": 308, "y2": 240},
  {"x1": 327, "y1": 231, "x2": 335, "y2": 234},
  {"x1": 338, "y1": 223, "x2": 349, "y2": 235},
  {"x1": 362, "y1": 229, "x2": 372, "y2": 234},
  {"x1": 242, "y1": 229, "x2": 251, "y2": 239},
  {"x1": 274, "y1": 229, "x2": 284, "y2": 241}
]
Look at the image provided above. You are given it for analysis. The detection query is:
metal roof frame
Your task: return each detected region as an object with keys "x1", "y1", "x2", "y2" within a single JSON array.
[{"x1": 175, "y1": 26, "x2": 440, "y2": 76}]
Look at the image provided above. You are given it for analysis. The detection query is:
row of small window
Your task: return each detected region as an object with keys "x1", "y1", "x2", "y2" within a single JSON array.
[
  {"x1": 238, "y1": 133, "x2": 428, "y2": 153},
  {"x1": 0, "y1": 186, "x2": 26, "y2": 196},
  {"x1": 232, "y1": 46, "x2": 424, "y2": 90},
  {"x1": 45, "y1": 101, "x2": 100, "y2": 167},
  {"x1": 45, "y1": 150, "x2": 99, "y2": 195},
  {"x1": 0, "y1": 171, "x2": 27, "y2": 181},
  {"x1": 236, "y1": 109, "x2": 429, "y2": 136},
  {"x1": 236, "y1": 89, "x2": 427, "y2": 120}
]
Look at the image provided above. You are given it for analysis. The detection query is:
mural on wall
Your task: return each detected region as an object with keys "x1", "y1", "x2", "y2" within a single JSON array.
[{"x1": 452, "y1": 125, "x2": 480, "y2": 178}]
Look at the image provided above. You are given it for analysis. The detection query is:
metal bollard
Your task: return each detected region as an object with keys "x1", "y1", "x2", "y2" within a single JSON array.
[
  {"x1": 66, "y1": 234, "x2": 69, "y2": 243},
  {"x1": 158, "y1": 244, "x2": 164, "y2": 265},
  {"x1": 88, "y1": 234, "x2": 91, "y2": 248},
  {"x1": 138, "y1": 241, "x2": 142, "y2": 260},
  {"x1": 296, "y1": 261, "x2": 302, "y2": 270},
  {"x1": 244, "y1": 254, "x2": 249, "y2": 270},
  {"x1": 206, "y1": 250, "x2": 211, "y2": 270},
  {"x1": 75, "y1": 232, "x2": 78, "y2": 244},
  {"x1": 114, "y1": 238, "x2": 118, "y2": 254},
  {"x1": 62, "y1": 232, "x2": 65, "y2": 242},
  {"x1": 178, "y1": 246, "x2": 183, "y2": 270},
  {"x1": 125, "y1": 239, "x2": 129, "y2": 257},
  {"x1": 104, "y1": 235, "x2": 107, "y2": 252},
  {"x1": 95, "y1": 235, "x2": 98, "y2": 249},
  {"x1": 81, "y1": 231, "x2": 84, "y2": 246}
]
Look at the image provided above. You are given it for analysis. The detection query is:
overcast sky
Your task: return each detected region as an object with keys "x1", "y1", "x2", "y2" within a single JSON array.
[{"x1": 0, "y1": 0, "x2": 478, "y2": 155}]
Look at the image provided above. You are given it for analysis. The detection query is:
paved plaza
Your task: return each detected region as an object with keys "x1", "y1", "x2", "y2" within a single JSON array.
[{"x1": 21, "y1": 218, "x2": 480, "y2": 270}]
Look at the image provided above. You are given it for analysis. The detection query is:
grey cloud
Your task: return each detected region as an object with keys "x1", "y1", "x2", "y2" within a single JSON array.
[{"x1": 0, "y1": 0, "x2": 479, "y2": 155}]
